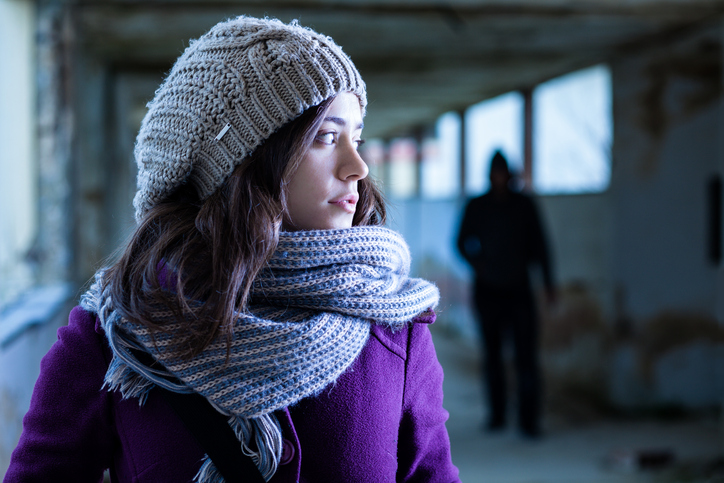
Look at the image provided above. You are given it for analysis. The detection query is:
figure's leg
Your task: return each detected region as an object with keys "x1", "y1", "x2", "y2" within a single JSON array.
[
  {"x1": 511, "y1": 291, "x2": 541, "y2": 437},
  {"x1": 475, "y1": 285, "x2": 507, "y2": 430}
]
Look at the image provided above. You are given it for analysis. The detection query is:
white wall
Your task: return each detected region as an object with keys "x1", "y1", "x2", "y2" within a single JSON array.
[{"x1": 538, "y1": 193, "x2": 614, "y2": 317}]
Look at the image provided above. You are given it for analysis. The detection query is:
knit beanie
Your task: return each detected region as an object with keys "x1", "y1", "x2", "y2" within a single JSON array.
[{"x1": 132, "y1": 16, "x2": 367, "y2": 221}]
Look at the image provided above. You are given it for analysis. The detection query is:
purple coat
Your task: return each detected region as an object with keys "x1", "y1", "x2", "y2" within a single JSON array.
[{"x1": 5, "y1": 306, "x2": 459, "y2": 482}]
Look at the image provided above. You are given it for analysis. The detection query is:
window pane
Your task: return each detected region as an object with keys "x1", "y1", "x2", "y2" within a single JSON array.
[
  {"x1": 387, "y1": 138, "x2": 418, "y2": 199},
  {"x1": 359, "y1": 138, "x2": 386, "y2": 186},
  {"x1": 533, "y1": 64, "x2": 612, "y2": 194},
  {"x1": 465, "y1": 92, "x2": 523, "y2": 195},
  {"x1": 421, "y1": 112, "x2": 460, "y2": 199},
  {"x1": 0, "y1": 0, "x2": 36, "y2": 308}
]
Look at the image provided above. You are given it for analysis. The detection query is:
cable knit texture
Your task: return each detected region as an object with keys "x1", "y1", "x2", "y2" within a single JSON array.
[
  {"x1": 133, "y1": 16, "x2": 367, "y2": 221},
  {"x1": 80, "y1": 226, "x2": 439, "y2": 482}
]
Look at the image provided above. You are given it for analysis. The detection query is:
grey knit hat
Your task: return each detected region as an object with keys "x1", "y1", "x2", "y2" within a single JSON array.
[{"x1": 132, "y1": 16, "x2": 367, "y2": 221}]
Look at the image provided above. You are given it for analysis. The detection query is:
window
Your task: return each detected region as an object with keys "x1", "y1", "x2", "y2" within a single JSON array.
[
  {"x1": 359, "y1": 138, "x2": 386, "y2": 185},
  {"x1": 533, "y1": 64, "x2": 612, "y2": 194},
  {"x1": 361, "y1": 65, "x2": 612, "y2": 201},
  {"x1": 386, "y1": 138, "x2": 418, "y2": 199},
  {"x1": 421, "y1": 112, "x2": 460, "y2": 199},
  {"x1": 0, "y1": 0, "x2": 36, "y2": 309}
]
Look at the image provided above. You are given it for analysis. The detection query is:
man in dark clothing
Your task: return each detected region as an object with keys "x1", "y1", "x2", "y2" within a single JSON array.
[{"x1": 456, "y1": 150, "x2": 555, "y2": 438}]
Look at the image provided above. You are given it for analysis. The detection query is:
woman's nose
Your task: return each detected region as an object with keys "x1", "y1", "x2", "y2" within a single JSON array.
[{"x1": 337, "y1": 141, "x2": 369, "y2": 181}]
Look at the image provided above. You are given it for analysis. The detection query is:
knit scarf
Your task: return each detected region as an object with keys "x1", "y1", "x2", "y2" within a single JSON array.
[{"x1": 80, "y1": 226, "x2": 439, "y2": 482}]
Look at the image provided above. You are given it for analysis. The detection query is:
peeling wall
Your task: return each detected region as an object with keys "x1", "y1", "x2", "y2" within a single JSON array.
[
  {"x1": 604, "y1": 25, "x2": 723, "y2": 409},
  {"x1": 610, "y1": 26, "x2": 722, "y2": 321},
  {"x1": 534, "y1": 27, "x2": 724, "y2": 411},
  {"x1": 34, "y1": 5, "x2": 75, "y2": 287}
]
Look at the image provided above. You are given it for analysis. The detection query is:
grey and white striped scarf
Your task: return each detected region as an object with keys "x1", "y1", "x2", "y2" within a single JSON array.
[{"x1": 80, "y1": 226, "x2": 439, "y2": 482}]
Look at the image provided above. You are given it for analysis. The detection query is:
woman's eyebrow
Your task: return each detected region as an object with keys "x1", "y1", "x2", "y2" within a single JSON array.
[{"x1": 323, "y1": 116, "x2": 364, "y2": 130}]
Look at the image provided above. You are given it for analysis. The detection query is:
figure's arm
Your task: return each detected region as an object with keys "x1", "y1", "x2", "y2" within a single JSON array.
[
  {"x1": 4, "y1": 307, "x2": 115, "y2": 482},
  {"x1": 527, "y1": 198, "x2": 556, "y2": 301},
  {"x1": 456, "y1": 202, "x2": 479, "y2": 266},
  {"x1": 397, "y1": 320, "x2": 460, "y2": 483}
]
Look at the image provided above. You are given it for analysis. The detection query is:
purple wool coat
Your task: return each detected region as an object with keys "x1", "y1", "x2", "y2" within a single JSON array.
[{"x1": 5, "y1": 306, "x2": 460, "y2": 482}]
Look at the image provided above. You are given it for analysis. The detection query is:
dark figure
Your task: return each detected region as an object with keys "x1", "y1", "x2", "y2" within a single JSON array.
[{"x1": 457, "y1": 151, "x2": 555, "y2": 438}]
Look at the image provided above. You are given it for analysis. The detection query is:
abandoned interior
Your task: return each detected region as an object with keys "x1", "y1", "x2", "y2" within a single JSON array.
[{"x1": 1, "y1": 0, "x2": 724, "y2": 480}]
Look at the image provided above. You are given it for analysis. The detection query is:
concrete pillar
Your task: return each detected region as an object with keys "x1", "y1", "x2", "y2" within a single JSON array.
[
  {"x1": 522, "y1": 87, "x2": 533, "y2": 192},
  {"x1": 413, "y1": 127, "x2": 424, "y2": 199},
  {"x1": 458, "y1": 109, "x2": 466, "y2": 197},
  {"x1": 35, "y1": 4, "x2": 74, "y2": 286}
]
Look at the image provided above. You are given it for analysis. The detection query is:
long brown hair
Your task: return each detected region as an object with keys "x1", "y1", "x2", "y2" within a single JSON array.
[{"x1": 105, "y1": 96, "x2": 386, "y2": 357}]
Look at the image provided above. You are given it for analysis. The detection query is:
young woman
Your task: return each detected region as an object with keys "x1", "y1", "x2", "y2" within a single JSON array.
[{"x1": 5, "y1": 16, "x2": 459, "y2": 483}]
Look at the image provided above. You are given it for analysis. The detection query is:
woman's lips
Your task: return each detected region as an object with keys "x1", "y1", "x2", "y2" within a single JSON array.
[{"x1": 330, "y1": 195, "x2": 358, "y2": 214}]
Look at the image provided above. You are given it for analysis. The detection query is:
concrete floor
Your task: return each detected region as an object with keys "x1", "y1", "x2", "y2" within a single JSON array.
[{"x1": 431, "y1": 327, "x2": 724, "y2": 483}]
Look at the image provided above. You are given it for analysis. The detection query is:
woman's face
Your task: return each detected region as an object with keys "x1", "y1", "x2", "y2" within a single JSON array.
[{"x1": 285, "y1": 92, "x2": 369, "y2": 231}]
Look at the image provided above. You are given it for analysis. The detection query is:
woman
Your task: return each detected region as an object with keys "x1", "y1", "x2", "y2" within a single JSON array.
[{"x1": 5, "y1": 16, "x2": 459, "y2": 483}]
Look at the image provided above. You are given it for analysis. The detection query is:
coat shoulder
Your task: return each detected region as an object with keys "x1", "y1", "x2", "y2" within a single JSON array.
[{"x1": 369, "y1": 310, "x2": 437, "y2": 362}]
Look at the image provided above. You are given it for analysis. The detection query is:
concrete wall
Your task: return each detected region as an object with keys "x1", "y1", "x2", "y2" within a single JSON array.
[
  {"x1": 605, "y1": 24, "x2": 724, "y2": 409},
  {"x1": 538, "y1": 193, "x2": 614, "y2": 318},
  {"x1": 610, "y1": 28, "x2": 722, "y2": 321}
]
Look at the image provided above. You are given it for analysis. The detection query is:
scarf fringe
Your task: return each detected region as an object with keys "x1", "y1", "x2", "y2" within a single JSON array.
[
  {"x1": 103, "y1": 353, "x2": 155, "y2": 405},
  {"x1": 230, "y1": 413, "x2": 282, "y2": 480},
  {"x1": 81, "y1": 276, "x2": 170, "y2": 405},
  {"x1": 194, "y1": 457, "x2": 224, "y2": 483},
  {"x1": 191, "y1": 415, "x2": 282, "y2": 483}
]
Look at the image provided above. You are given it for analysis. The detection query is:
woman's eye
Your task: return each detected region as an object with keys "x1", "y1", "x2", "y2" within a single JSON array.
[
  {"x1": 316, "y1": 132, "x2": 336, "y2": 145},
  {"x1": 355, "y1": 139, "x2": 366, "y2": 150}
]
